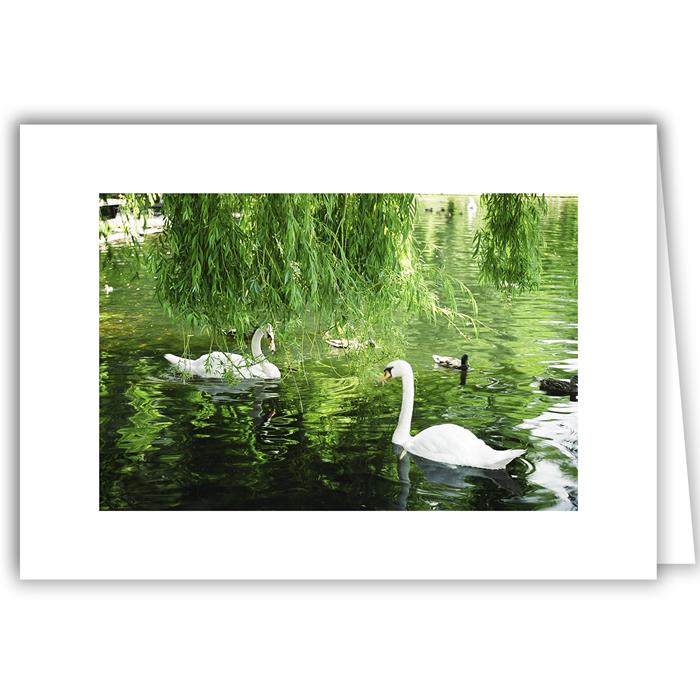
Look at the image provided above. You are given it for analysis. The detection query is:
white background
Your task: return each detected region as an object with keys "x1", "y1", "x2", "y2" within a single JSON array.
[{"x1": 3, "y1": 1, "x2": 698, "y2": 698}]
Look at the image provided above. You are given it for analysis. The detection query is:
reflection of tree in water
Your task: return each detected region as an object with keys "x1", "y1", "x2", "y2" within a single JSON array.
[
  {"x1": 102, "y1": 359, "x2": 286, "y2": 508},
  {"x1": 392, "y1": 443, "x2": 534, "y2": 511},
  {"x1": 101, "y1": 358, "x2": 176, "y2": 508}
]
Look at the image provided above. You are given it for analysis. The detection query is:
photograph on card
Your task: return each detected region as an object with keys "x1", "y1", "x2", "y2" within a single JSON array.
[{"x1": 99, "y1": 193, "x2": 578, "y2": 511}]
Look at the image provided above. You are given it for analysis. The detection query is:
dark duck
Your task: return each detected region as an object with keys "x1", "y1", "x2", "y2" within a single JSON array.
[{"x1": 539, "y1": 374, "x2": 578, "y2": 400}]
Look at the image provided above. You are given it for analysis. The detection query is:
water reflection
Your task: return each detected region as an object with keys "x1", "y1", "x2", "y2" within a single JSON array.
[
  {"x1": 393, "y1": 443, "x2": 523, "y2": 511},
  {"x1": 187, "y1": 376, "x2": 280, "y2": 428},
  {"x1": 517, "y1": 400, "x2": 578, "y2": 510}
]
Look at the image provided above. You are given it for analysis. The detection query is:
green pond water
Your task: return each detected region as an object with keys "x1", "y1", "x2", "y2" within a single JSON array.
[{"x1": 100, "y1": 195, "x2": 578, "y2": 511}]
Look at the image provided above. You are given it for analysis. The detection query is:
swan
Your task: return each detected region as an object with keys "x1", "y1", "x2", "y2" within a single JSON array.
[
  {"x1": 467, "y1": 197, "x2": 477, "y2": 214},
  {"x1": 165, "y1": 324, "x2": 281, "y2": 380},
  {"x1": 103, "y1": 284, "x2": 113, "y2": 294},
  {"x1": 380, "y1": 359, "x2": 525, "y2": 469},
  {"x1": 432, "y1": 353, "x2": 468, "y2": 370}
]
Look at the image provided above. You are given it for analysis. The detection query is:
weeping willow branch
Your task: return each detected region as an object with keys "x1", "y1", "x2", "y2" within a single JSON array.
[
  {"x1": 146, "y1": 194, "x2": 475, "y2": 343},
  {"x1": 473, "y1": 193, "x2": 547, "y2": 293},
  {"x1": 100, "y1": 193, "x2": 552, "y2": 346}
]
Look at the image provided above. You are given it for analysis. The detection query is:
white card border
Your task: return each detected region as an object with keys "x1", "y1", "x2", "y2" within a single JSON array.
[
  {"x1": 657, "y1": 163, "x2": 694, "y2": 563},
  {"x1": 20, "y1": 124, "x2": 657, "y2": 579}
]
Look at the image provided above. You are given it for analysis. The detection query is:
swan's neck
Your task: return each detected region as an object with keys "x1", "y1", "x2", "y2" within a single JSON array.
[
  {"x1": 392, "y1": 370, "x2": 414, "y2": 446},
  {"x1": 251, "y1": 327, "x2": 265, "y2": 361}
]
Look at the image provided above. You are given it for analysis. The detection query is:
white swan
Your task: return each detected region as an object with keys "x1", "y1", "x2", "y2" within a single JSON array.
[
  {"x1": 164, "y1": 324, "x2": 281, "y2": 380},
  {"x1": 467, "y1": 197, "x2": 477, "y2": 214},
  {"x1": 380, "y1": 359, "x2": 524, "y2": 469}
]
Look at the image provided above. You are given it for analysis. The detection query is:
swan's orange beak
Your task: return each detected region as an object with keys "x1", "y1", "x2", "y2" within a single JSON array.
[
  {"x1": 378, "y1": 369, "x2": 391, "y2": 385},
  {"x1": 268, "y1": 336, "x2": 276, "y2": 353}
]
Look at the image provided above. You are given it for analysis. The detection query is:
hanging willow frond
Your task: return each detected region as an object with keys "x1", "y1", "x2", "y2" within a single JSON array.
[
  {"x1": 473, "y1": 193, "x2": 547, "y2": 293},
  {"x1": 147, "y1": 193, "x2": 454, "y2": 339}
]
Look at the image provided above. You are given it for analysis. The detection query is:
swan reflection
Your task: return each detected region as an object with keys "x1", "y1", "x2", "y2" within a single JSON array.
[
  {"x1": 190, "y1": 377, "x2": 280, "y2": 428},
  {"x1": 392, "y1": 443, "x2": 523, "y2": 510}
]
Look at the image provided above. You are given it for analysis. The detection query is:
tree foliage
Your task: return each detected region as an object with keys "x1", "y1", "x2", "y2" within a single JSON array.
[
  {"x1": 473, "y1": 194, "x2": 547, "y2": 293},
  {"x1": 149, "y1": 193, "x2": 467, "y2": 340},
  {"x1": 101, "y1": 192, "x2": 549, "y2": 346}
]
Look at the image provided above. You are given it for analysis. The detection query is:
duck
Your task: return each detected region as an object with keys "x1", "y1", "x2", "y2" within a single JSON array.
[
  {"x1": 103, "y1": 284, "x2": 114, "y2": 294},
  {"x1": 380, "y1": 359, "x2": 525, "y2": 469},
  {"x1": 432, "y1": 353, "x2": 468, "y2": 370},
  {"x1": 325, "y1": 338, "x2": 376, "y2": 350},
  {"x1": 165, "y1": 324, "x2": 281, "y2": 380},
  {"x1": 539, "y1": 374, "x2": 578, "y2": 399}
]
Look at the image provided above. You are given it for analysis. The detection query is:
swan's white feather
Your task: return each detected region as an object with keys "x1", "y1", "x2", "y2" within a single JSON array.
[
  {"x1": 405, "y1": 424, "x2": 524, "y2": 470},
  {"x1": 164, "y1": 326, "x2": 281, "y2": 380},
  {"x1": 405, "y1": 424, "x2": 509, "y2": 468},
  {"x1": 165, "y1": 351, "x2": 255, "y2": 379}
]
